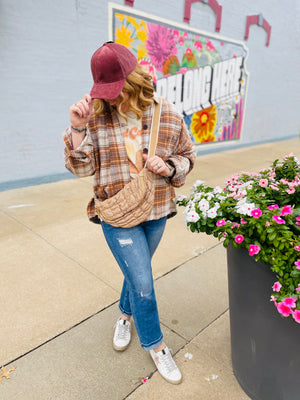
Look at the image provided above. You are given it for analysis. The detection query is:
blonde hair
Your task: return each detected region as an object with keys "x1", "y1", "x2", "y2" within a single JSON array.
[{"x1": 93, "y1": 64, "x2": 154, "y2": 120}]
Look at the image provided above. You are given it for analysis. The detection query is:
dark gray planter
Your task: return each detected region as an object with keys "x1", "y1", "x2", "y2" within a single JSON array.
[{"x1": 227, "y1": 244, "x2": 300, "y2": 400}]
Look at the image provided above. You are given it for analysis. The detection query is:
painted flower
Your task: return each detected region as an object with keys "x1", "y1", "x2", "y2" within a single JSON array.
[
  {"x1": 277, "y1": 302, "x2": 292, "y2": 317},
  {"x1": 162, "y1": 55, "x2": 180, "y2": 75},
  {"x1": 145, "y1": 24, "x2": 177, "y2": 70},
  {"x1": 136, "y1": 27, "x2": 148, "y2": 43},
  {"x1": 259, "y1": 179, "x2": 268, "y2": 187},
  {"x1": 115, "y1": 25, "x2": 134, "y2": 48},
  {"x1": 248, "y1": 244, "x2": 261, "y2": 256},
  {"x1": 137, "y1": 43, "x2": 148, "y2": 60},
  {"x1": 216, "y1": 219, "x2": 226, "y2": 227},
  {"x1": 272, "y1": 215, "x2": 285, "y2": 224},
  {"x1": 235, "y1": 234, "x2": 244, "y2": 244},
  {"x1": 272, "y1": 281, "x2": 282, "y2": 292},
  {"x1": 206, "y1": 39, "x2": 215, "y2": 51},
  {"x1": 190, "y1": 105, "x2": 217, "y2": 143},
  {"x1": 251, "y1": 208, "x2": 262, "y2": 218},
  {"x1": 194, "y1": 41, "x2": 203, "y2": 51},
  {"x1": 280, "y1": 205, "x2": 293, "y2": 216}
]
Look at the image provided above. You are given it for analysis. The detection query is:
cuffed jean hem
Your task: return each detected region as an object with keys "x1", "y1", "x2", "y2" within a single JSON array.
[
  {"x1": 119, "y1": 304, "x2": 132, "y2": 318},
  {"x1": 141, "y1": 334, "x2": 163, "y2": 351}
]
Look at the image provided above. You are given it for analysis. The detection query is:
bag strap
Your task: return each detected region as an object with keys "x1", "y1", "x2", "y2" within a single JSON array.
[{"x1": 148, "y1": 98, "x2": 162, "y2": 158}]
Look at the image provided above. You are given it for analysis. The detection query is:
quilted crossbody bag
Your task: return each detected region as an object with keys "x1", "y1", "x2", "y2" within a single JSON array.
[{"x1": 94, "y1": 98, "x2": 162, "y2": 228}]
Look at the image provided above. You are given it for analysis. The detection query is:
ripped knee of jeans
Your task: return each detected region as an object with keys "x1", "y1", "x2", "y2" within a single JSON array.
[{"x1": 117, "y1": 238, "x2": 133, "y2": 247}]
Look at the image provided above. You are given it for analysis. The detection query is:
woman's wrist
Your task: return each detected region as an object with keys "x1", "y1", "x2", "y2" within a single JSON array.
[{"x1": 71, "y1": 125, "x2": 87, "y2": 133}]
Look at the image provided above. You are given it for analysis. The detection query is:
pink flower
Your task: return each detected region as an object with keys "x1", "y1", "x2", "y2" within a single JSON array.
[
  {"x1": 280, "y1": 205, "x2": 293, "y2": 216},
  {"x1": 173, "y1": 30, "x2": 179, "y2": 38},
  {"x1": 206, "y1": 39, "x2": 215, "y2": 51},
  {"x1": 283, "y1": 297, "x2": 297, "y2": 308},
  {"x1": 179, "y1": 36, "x2": 184, "y2": 46},
  {"x1": 277, "y1": 302, "x2": 292, "y2": 317},
  {"x1": 270, "y1": 295, "x2": 277, "y2": 303},
  {"x1": 216, "y1": 219, "x2": 226, "y2": 227},
  {"x1": 270, "y1": 184, "x2": 279, "y2": 191},
  {"x1": 240, "y1": 218, "x2": 247, "y2": 224},
  {"x1": 294, "y1": 245, "x2": 300, "y2": 251},
  {"x1": 265, "y1": 221, "x2": 271, "y2": 227},
  {"x1": 287, "y1": 187, "x2": 295, "y2": 194},
  {"x1": 234, "y1": 234, "x2": 244, "y2": 244},
  {"x1": 231, "y1": 222, "x2": 240, "y2": 229},
  {"x1": 296, "y1": 216, "x2": 300, "y2": 221},
  {"x1": 272, "y1": 281, "x2": 282, "y2": 292},
  {"x1": 146, "y1": 24, "x2": 178, "y2": 69},
  {"x1": 251, "y1": 208, "x2": 262, "y2": 218},
  {"x1": 259, "y1": 179, "x2": 268, "y2": 187},
  {"x1": 280, "y1": 178, "x2": 288, "y2": 184},
  {"x1": 295, "y1": 260, "x2": 300, "y2": 269},
  {"x1": 268, "y1": 205, "x2": 279, "y2": 210},
  {"x1": 194, "y1": 41, "x2": 203, "y2": 51},
  {"x1": 248, "y1": 244, "x2": 261, "y2": 256},
  {"x1": 292, "y1": 310, "x2": 300, "y2": 323},
  {"x1": 272, "y1": 215, "x2": 285, "y2": 224},
  {"x1": 295, "y1": 284, "x2": 300, "y2": 292}
]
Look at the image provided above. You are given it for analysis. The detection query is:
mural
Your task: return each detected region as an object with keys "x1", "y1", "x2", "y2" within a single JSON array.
[{"x1": 111, "y1": 5, "x2": 249, "y2": 146}]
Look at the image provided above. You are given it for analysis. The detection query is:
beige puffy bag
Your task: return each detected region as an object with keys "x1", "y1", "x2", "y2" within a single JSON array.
[{"x1": 95, "y1": 98, "x2": 162, "y2": 228}]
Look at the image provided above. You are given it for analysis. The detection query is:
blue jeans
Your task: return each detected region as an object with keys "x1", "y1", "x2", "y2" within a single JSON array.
[{"x1": 101, "y1": 217, "x2": 167, "y2": 351}]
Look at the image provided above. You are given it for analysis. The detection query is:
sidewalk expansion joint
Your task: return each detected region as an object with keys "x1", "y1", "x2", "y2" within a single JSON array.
[{"x1": 2, "y1": 210, "x2": 120, "y2": 295}]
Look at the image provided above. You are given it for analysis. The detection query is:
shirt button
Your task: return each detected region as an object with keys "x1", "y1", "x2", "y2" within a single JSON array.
[{"x1": 143, "y1": 124, "x2": 148, "y2": 130}]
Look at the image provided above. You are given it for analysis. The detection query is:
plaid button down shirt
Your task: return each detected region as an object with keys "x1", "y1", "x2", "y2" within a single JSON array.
[{"x1": 63, "y1": 97, "x2": 196, "y2": 223}]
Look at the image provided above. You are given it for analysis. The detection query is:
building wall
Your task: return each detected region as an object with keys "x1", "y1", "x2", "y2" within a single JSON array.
[{"x1": 1, "y1": 0, "x2": 299, "y2": 189}]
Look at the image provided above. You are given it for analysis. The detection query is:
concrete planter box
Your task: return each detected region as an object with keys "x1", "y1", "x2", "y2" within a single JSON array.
[{"x1": 227, "y1": 244, "x2": 299, "y2": 400}]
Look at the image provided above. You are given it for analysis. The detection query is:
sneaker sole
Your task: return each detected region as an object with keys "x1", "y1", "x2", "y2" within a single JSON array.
[{"x1": 113, "y1": 341, "x2": 130, "y2": 351}]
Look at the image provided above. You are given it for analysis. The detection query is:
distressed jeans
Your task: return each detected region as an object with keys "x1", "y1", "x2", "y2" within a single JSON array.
[{"x1": 101, "y1": 217, "x2": 167, "y2": 351}]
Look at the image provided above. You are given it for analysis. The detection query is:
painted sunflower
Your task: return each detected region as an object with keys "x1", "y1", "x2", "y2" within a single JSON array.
[{"x1": 191, "y1": 105, "x2": 217, "y2": 143}]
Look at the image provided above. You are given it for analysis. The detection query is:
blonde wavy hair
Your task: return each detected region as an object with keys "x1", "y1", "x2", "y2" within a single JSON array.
[{"x1": 93, "y1": 64, "x2": 154, "y2": 121}]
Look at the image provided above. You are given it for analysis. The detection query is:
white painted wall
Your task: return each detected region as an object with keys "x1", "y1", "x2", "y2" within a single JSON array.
[{"x1": 1, "y1": 0, "x2": 299, "y2": 188}]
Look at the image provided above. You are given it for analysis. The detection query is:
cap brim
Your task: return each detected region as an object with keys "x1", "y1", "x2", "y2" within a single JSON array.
[{"x1": 90, "y1": 79, "x2": 125, "y2": 100}]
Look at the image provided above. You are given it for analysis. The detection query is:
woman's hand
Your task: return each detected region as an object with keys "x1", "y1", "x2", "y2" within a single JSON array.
[
  {"x1": 143, "y1": 154, "x2": 173, "y2": 177},
  {"x1": 69, "y1": 94, "x2": 93, "y2": 129}
]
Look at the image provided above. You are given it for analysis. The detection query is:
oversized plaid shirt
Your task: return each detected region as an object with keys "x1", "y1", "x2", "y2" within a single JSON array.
[{"x1": 63, "y1": 97, "x2": 196, "y2": 222}]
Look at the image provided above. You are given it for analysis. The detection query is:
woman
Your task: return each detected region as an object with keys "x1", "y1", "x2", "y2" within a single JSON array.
[{"x1": 63, "y1": 42, "x2": 196, "y2": 385}]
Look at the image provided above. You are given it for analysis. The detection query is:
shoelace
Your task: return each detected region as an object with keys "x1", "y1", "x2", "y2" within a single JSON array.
[
  {"x1": 157, "y1": 349, "x2": 177, "y2": 373},
  {"x1": 115, "y1": 321, "x2": 130, "y2": 340}
]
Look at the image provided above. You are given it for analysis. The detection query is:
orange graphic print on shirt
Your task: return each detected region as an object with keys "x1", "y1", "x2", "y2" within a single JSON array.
[{"x1": 123, "y1": 125, "x2": 143, "y2": 176}]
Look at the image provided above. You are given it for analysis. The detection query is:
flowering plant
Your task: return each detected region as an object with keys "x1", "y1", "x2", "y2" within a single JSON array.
[{"x1": 176, "y1": 154, "x2": 300, "y2": 323}]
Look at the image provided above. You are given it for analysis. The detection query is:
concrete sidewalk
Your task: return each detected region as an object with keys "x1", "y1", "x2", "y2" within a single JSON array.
[{"x1": 0, "y1": 138, "x2": 299, "y2": 399}]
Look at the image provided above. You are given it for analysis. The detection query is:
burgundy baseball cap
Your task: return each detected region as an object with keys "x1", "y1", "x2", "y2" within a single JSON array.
[{"x1": 90, "y1": 42, "x2": 137, "y2": 99}]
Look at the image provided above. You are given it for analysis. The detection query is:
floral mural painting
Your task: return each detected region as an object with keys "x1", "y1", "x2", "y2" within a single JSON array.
[{"x1": 113, "y1": 8, "x2": 249, "y2": 146}]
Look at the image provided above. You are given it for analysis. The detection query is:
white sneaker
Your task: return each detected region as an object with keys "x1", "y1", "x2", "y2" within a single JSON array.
[
  {"x1": 113, "y1": 318, "x2": 131, "y2": 351},
  {"x1": 150, "y1": 346, "x2": 182, "y2": 384}
]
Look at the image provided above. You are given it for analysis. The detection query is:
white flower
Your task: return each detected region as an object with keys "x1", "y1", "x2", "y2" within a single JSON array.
[
  {"x1": 236, "y1": 200, "x2": 256, "y2": 216},
  {"x1": 198, "y1": 198, "x2": 210, "y2": 211},
  {"x1": 193, "y1": 193, "x2": 203, "y2": 201},
  {"x1": 176, "y1": 194, "x2": 187, "y2": 202},
  {"x1": 207, "y1": 207, "x2": 218, "y2": 218},
  {"x1": 214, "y1": 202, "x2": 220, "y2": 209},
  {"x1": 185, "y1": 210, "x2": 200, "y2": 223},
  {"x1": 193, "y1": 180, "x2": 205, "y2": 191},
  {"x1": 213, "y1": 186, "x2": 223, "y2": 194},
  {"x1": 206, "y1": 193, "x2": 213, "y2": 200}
]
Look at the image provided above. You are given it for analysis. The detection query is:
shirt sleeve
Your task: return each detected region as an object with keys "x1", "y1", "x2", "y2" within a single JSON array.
[
  {"x1": 63, "y1": 127, "x2": 96, "y2": 177},
  {"x1": 166, "y1": 118, "x2": 196, "y2": 188}
]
